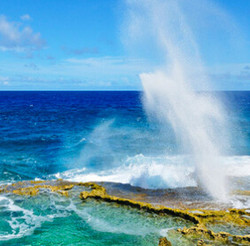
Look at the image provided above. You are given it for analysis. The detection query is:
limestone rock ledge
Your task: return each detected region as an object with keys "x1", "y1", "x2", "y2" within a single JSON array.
[
  {"x1": 0, "y1": 180, "x2": 249, "y2": 245},
  {"x1": 79, "y1": 182, "x2": 250, "y2": 245}
]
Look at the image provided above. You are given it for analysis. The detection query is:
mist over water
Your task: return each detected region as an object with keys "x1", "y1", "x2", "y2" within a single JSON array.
[{"x1": 125, "y1": 0, "x2": 232, "y2": 200}]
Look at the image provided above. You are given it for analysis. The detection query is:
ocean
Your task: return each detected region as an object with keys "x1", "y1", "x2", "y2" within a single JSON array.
[{"x1": 0, "y1": 91, "x2": 249, "y2": 245}]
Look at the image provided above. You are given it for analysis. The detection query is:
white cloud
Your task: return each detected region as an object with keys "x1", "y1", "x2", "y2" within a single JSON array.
[
  {"x1": 0, "y1": 15, "x2": 45, "y2": 52},
  {"x1": 0, "y1": 76, "x2": 9, "y2": 86},
  {"x1": 20, "y1": 14, "x2": 31, "y2": 21},
  {"x1": 65, "y1": 56, "x2": 153, "y2": 75},
  {"x1": 0, "y1": 56, "x2": 152, "y2": 90},
  {"x1": 24, "y1": 62, "x2": 39, "y2": 70},
  {"x1": 61, "y1": 46, "x2": 99, "y2": 55},
  {"x1": 0, "y1": 76, "x2": 9, "y2": 81}
]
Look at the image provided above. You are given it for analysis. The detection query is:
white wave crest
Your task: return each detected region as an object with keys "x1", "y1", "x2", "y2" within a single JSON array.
[
  {"x1": 0, "y1": 195, "x2": 69, "y2": 241},
  {"x1": 54, "y1": 154, "x2": 250, "y2": 190}
]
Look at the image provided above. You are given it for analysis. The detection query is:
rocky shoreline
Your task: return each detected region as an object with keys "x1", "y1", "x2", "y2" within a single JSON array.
[{"x1": 0, "y1": 180, "x2": 249, "y2": 245}]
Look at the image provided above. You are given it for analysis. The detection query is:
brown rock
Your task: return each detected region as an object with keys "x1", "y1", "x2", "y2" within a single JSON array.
[{"x1": 158, "y1": 237, "x2": 172, "y2": 246}]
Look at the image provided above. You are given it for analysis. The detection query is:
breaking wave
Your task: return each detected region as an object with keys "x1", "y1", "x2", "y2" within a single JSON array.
[{"x1": 53, "y1": 154, "x2": 250, "y2": 190}]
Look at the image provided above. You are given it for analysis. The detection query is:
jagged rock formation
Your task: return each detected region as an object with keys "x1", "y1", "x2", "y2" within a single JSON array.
[{"x1": 1, "y1": 180, "x2": 249, "y2": 245}]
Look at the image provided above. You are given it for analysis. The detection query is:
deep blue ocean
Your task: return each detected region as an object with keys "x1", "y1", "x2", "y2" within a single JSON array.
[
  {"x1": 0, "y1": 91, "x2": 249, "y2": 187},
  {"x1": 0, "y1": 91, "x2": 249, "y2": 245}
]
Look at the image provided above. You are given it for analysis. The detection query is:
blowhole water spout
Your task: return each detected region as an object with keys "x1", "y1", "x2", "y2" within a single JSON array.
[{"x1": 125, "y1": 0, "x2": 231, "y2": 201}]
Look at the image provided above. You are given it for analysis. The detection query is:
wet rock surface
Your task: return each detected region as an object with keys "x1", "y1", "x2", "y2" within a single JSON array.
[{"x1": 0, "y1": 180, "x2": 249, "y2": 245}]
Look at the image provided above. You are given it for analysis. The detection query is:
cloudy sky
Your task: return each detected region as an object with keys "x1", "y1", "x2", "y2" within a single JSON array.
[{"x1": 0, "y1": 0, "x2": 250, "y2": 90}]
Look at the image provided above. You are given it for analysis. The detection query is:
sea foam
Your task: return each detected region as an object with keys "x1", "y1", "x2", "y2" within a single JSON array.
[{"x1": 54, "y1": 154, "x2": 250, "y2": 190}]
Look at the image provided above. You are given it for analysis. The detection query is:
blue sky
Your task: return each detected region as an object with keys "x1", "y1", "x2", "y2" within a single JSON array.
[{"x1": 0, "y1": 0, "x2": 250, "y2": 90}]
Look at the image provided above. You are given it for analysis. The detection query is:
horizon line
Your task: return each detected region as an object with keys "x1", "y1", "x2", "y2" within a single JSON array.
[{"x1": 0, "y1": 89, "x2": 249, "y2": 92}]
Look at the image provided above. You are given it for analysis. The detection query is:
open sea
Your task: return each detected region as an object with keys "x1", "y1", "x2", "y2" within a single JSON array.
[{"x1": 0, "y1": 91, "x2": 249, "y2": 245}]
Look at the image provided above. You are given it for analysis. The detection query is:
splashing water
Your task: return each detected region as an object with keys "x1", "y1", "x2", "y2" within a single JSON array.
[{"x1": 125, "y1": 0, "x2": 232, "y2": 200}]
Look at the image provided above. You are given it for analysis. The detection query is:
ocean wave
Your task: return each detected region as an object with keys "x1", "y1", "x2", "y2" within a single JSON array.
[
  {"x1": 0, "y1": 196, "x2": 45, "y2": 241},
  {"x1": 53, "y1": 154, "x2": 250, "y2": 190},
  {"x1": 0, "y1": 195, "x2": 69, "y2": 241}
]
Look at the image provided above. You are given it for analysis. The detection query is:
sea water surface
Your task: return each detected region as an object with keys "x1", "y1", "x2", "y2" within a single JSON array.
[{"x1": 0, "y1": 91, "x2": 249, "y2": 245}]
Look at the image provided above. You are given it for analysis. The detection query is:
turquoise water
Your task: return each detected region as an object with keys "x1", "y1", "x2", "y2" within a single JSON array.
[
  {"x1": 0, "y1": 91, "x2": 249, "y2": 244},
  {"x1": 0, "y1": 189, "x2": 194, "y2": 245}
]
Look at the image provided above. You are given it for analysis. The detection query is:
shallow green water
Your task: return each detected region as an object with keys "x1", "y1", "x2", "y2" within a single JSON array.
[
  {"x1": 207, "y1": 223, "x2": 250, "y2": 236},
  {"x1": 0, "y1": 190, "x2": 194, "y2": 245}
]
